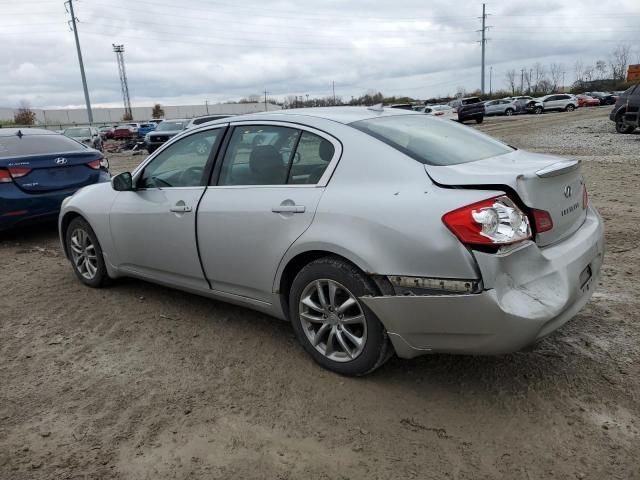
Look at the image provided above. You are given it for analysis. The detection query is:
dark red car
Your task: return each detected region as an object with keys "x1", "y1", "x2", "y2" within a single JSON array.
[
  {"x1": 112, "y1": 125, "x2": 135, "y2": 140},
  {"x1": 576, "y1": 95, "x2": 600, "y2": 107}
]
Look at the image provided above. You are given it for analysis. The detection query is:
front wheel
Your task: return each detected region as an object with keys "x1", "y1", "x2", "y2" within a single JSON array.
[
  {"x1": 475, "y1": 116, "x2": 484, "y2": 124},
  {"x1": 289, "y1": 256, "x2": 391, "y2": 376},
  {"x1": 615, "y1": 117, "x2": 635, "y2": 134},
  {"x1": 65, "y1": 217, "x2": 110, "y2": 288},
  {"x1": 534, "y1": 106, "x2": 543, "y2": 114}
]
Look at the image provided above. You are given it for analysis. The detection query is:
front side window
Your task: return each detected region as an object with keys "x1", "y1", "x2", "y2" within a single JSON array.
[
  {"x1": 217, "y1": 126, "x2": 300, "y2": 186},
  {"x1": 351, "y1": 114, "x2": 513, "y2": 166},
  {"x1": 138, "y1": 129, "x2": 220, "y2": 188}
]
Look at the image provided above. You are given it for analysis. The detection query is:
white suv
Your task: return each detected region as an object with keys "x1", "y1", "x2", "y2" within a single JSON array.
[{"x1": 536, "y1": 94, "x2": 578, "y2": 112}]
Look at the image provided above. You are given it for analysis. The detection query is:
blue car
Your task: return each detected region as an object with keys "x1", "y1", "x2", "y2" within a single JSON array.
[
  {"x1": 0, "y1": 128, "x2": 110, "y2": 232},
  {"x1": 137, "y1": 122, "x2": 157, "y2": 138}
]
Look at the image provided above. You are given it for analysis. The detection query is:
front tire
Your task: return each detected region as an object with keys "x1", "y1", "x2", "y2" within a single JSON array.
[
  {"x1": 475, "y1": 116, "x2": 484, "y2": 124},
  {"x1": 289, "y1": 256, "x2": 391, "y2": 376},
  {"x1": 534, "y1": 106, "x2": 543, "y2": 114},
  {"x1": 615, "y1": 116, "x2": 635, "y2": 134},
  {"x1": 65, "y1": 217, "x2": 109, "y2": 288}
]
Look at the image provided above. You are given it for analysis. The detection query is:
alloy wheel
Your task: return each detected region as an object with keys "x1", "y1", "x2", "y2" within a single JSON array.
[
  {"x1": 70, "y1": 228, "x2": 98, "y2": 280},
  {"x1": 299, "y1": 279, "x2": 367, "y2": 362}
]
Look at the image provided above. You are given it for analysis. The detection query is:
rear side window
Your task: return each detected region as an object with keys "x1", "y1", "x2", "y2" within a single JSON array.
[
  {"x1": 0, "y1": 134, "x2": 86, "y2": 158},
  {"x1": 288, "y1": 131, "x2": 334, "y2": 184},
  {"x1": 351, "y1": 115, "x2": 513, "y2": 166}
]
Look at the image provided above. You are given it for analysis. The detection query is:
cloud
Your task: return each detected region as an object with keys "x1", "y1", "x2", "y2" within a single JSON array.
[{"x1": 1, "y1": 0, "x2": 638, "y2": 108}]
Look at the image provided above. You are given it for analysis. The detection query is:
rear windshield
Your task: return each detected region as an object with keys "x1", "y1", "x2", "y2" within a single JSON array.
[
  {"x1": 350, "y1": 115, "x2": 513, "y2": 166},
  {"x1": 0, "y1": 134, "x2": 86, "y2": 158},
  {"x1": 65, "y1": 128, "x2": 91, "y2": 137}
]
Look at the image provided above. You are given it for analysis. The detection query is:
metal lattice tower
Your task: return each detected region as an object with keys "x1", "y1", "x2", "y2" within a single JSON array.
[{"x1": 112, "y1": 44, "x2": 132, "y2": 119}]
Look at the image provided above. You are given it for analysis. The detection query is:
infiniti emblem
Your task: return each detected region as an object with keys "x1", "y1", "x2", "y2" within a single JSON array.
[
  {"x1": 54, "y1": 157, "x2": 67, "y2": 165},
  {"x1": 564, "y1": 185, "x2": 572, "y2": 198}
]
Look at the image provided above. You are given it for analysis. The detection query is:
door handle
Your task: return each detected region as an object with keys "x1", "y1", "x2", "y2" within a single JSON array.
[
  {"x1": 170, "y1": 204, "x2": 192, "y2": 213},
  {"x1": 272, "y1": 205, "x2": 305, "y2": 214}
]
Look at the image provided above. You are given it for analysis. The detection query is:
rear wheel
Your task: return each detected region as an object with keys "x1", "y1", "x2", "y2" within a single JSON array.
[
  {"x1": 289, "y1": 256, "x2": 391, "y2": 376},
  {"x1": 505, "y1": 108, "x2": 514, "y2": 116},
  {"x1": 565, "y1": 104, "x2": 576, "y2": 112},
  {"x1": 475, "y1": 116, "x2": 484, "y2": 124},
  {"x1": 65, "y1": 217, "x2": 109, "y2": 288}
]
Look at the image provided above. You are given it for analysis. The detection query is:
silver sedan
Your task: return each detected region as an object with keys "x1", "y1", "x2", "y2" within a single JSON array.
[{"x1": 59, "y1": 107, "x2": 604, "y2": 376}]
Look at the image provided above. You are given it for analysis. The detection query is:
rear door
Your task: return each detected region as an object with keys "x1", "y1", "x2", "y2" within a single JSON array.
[{"x1": 197, "y1": 122, "x2": 341, "y2": 303}]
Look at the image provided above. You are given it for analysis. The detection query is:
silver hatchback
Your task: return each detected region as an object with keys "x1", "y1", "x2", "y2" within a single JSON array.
[{"x1": 59, "y1": 107, "x2": 604, "y2": 375}]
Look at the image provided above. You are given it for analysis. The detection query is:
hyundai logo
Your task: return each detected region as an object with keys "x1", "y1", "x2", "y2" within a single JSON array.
[
  {"x1": 54, "y1": 157, "x2": 68, "y2": 165},
  {"x1": 564, "y1": 185, "x2": 572, "y2": 198}
]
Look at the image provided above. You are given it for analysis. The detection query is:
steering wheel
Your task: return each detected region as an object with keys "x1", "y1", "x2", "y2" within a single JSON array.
[{"x1": 179, "y1": 166, "x2": 204, "y2": 186}]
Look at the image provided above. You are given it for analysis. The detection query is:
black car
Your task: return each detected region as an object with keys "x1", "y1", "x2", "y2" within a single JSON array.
[
  {"x1": 585, "y1": 91, "x2": 617, "y2": 106},
  {"x1": 609, "y1": 84, "x2": 639, "y2": 134},
  {"x1": 449, "y1": 97, "x2": 485, "y2": 123}
]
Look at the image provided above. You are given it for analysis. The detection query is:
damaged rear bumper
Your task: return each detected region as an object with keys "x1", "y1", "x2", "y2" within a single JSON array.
[{"x1": 361, "y1": 207, "x2": 604, "y2": 359}]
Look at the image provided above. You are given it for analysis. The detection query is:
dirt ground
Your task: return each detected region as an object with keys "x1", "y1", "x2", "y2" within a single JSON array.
[{"x1": 1, "y1": 107, "x2": 639, "y2": 479}]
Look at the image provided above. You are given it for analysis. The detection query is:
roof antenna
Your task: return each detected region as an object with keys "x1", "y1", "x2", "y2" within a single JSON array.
[
  {"x1": 16, "y1": 130, "x2": 23, "y2": 138},
  {"x1": 367, "y1": 103, "x2": 384, "y2": 112}
]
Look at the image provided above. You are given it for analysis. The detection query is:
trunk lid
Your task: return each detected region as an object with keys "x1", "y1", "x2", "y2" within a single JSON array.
[
  {"x1": 0, "y1": 151, "x2": 104, "y2": 193},
  {"x1": 425, "y1": 150, "x2": 587, "y2": 246}
]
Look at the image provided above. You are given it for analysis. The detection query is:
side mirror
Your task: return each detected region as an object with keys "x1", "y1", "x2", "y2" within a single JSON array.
[{"x1": 111, "y1": 172, "x2": 133, "y2": 191}]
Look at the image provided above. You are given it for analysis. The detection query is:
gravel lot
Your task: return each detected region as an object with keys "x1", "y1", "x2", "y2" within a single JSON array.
[{"x1": 1, "y1": 107, "x2": 639, "y2": 479}]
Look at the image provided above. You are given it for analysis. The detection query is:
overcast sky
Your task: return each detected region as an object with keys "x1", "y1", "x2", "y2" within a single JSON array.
[{"x1": 1, "y1": 0, "x2": 639, "y2": 109}]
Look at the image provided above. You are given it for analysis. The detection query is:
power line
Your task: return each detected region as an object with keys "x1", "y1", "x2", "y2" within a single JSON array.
[{"x1": 64, "y1": 0, "x2": 92, "y2": 123}]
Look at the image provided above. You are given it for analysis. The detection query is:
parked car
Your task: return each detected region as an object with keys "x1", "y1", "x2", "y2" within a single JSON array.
[
  {"x1": 484, "y1": 99, "x2": 518, "y2": 116},
  {"x1": 144, "y1": 119, "x2": 189, "y2": 153},
  {"x1": 388, "y1": 104, "x2": 414, "y2": 110},
  {"x1": 585, "y1": 91, "x2": 617, "y2": 106},
  {"x1": 137, "y1": 123, "x2": 157, "y2": 138},
  {"x1": 63, "y1": 126, "x2": 103, "y2": 151},
  {"x1": 448, "y1": 97, "x2": 485, "y2": 123},
  {"x1": 58, "y1": 107, "x2": 603, "y2": 376},
  {"x1": 420, "y1": 104, "x2": 456, "y2": 119},
  {"x1": 576, "y1": 95, "x2": 601, "y2": 107},
  {"x1": 127, "y1": 123, "x2": 141, "y2": 135},
  {"x1": 114, "y1": 125, "x2": 138, "y2": 140},
  {"x1": 99, "y1": 126, "x2": 114, "y2": 140},
  {"x1": 1, "y1": 128, "x2": 109, "y2": 232},
  {"x1": 185, "y1": 115, "x2": 232, "y2": 129},
  {"x1": 534, "y1": 94, "x2": 578, "y2": 113},
  {"x1": 609, "y1": 84, "x2": 639, "y2": 133}
]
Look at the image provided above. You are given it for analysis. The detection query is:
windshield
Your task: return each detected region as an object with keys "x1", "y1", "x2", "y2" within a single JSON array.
[
  {"x1": 0, "y1": 133, "x2": 86, "y2": 158},
  {"x1": 350, "y1": 114, "x2": 513, "y2": 166},
  {"x1": 64, "y1": 128, "x2": 91, "y2": 137},
  {"x1": 156, "y1": 121, "x2": 186, "y2": 131}
]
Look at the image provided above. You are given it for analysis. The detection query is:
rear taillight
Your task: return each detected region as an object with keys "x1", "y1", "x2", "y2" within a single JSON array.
[
  {"x1": 87, "y1": 159, "x2": 101, "y2": 170},
  {"x1": 531, "y1": 209, "x2": 553, "y2": 233},
  {"x1": 442, "y1": 195, "x2": 532, "y2": 246},
  {"x1": 0, "y1": 169, "x2": 12, "y2": 183},
  {"x1": 8, "y1": 166, "x2": 32, "y2": 178},
  {"x1": 582, "y1": 185, "x2": 588, "y2": 209}
]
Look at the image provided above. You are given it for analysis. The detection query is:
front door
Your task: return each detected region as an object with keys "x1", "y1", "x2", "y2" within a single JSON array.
[
  {"x1": 109, "y1": 127, "x2": 225, "y2": 290},
  {"x1": 197, "y1": 123, "x2": 340, "y2": 303}
]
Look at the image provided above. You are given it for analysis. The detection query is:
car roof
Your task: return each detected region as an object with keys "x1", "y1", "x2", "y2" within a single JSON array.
[
  {"x1": 0, "y1": 128, "x2": 57, "y2": 137},
  {"x1": 203, "y1": 106, "x2": 422, "y2": 126}
]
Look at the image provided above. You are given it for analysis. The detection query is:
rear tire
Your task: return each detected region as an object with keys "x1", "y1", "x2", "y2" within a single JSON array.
[
  {"x1": 505, "y1": 108, "x2": 514, "y2": 116},
  {"x1": 289, "y1": 256, "x2": 391, "y2": 376},
  {"x1": 475, "y1": 116, "x2": 484, "y2": 124},
  {"x1": 565, "y1": 104, "x2": 576, "y2": 112},
  {"x1": 65, "y1": 217, "x2": 110, "y2": 288}
]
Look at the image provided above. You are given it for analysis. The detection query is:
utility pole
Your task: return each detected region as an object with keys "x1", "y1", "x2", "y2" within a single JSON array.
[
  {"x1": 205, "y1": 100, "x2": 209, "y2": 114},
  {"x1": 478, "y1": 3, "x2": 490, "y2": 94},
  {"x1": 489, "y1": 66, "x2": 493, "y2": 96},
  {"x1": 332, "y1": 81, "x2": 336, "y2": 105},
  {"x1": 65, "y1": 0, "x2": 93, "y2": 123},
  {"x1": 562, "y1": 71, "x2": 566, "y2": 92},
  {"x1": 263, "y1": 90, "x2": 269, "y2": 111},
  {"x1": 112, "y1": 45, "x2": 132, "y2": 120},
  {"x1": 520, "y1": 69, "x2": 524, "y2": 94}
]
